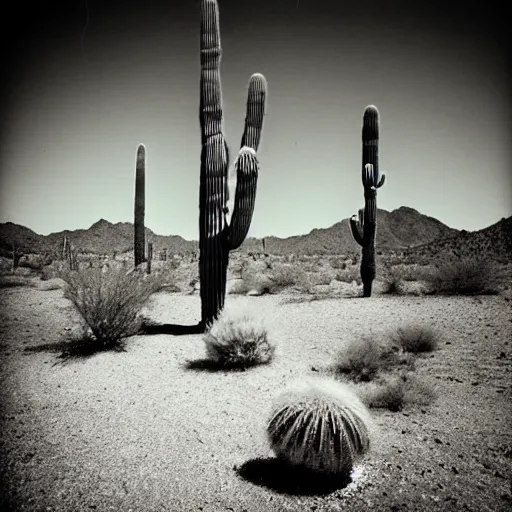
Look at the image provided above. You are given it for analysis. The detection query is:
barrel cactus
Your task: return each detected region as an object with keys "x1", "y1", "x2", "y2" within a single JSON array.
[
  {"x1": 199, "y1": 0, "x2": 267, "y2": 328},
  {"x1": 134, "y1": 144, "x2": 146, "y2": 268},
  {"x1": 267, "y1": 377, "x2": 372, "y2": 476},
  {"x1": 349, "y1": 106, "x2": 385, "y2": 297}
]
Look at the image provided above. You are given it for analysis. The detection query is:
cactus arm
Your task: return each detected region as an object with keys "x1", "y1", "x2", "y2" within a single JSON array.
[
  {"x1": 349, "y1": 215, "x2": 365, "y2": 247},
  {"x1": 377, "y1": 172, "x2": 386, "y2": 188},
  {"x1": 240, "y1": 73, "x2": 267, "y2": 152},
  {"x1": 134, "y1": 144, "x2": 146, "y2": 267},
  {"x1": 226, "y1": 147, "x2": 259, "y2": 250}
]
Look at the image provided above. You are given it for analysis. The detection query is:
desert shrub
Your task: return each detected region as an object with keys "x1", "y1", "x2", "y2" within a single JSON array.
[
  {"x1": 334, "y1": 266, "x2": 362, "y2": 285},
  {"x1": 151, "y1": 265, "x2": 179, "y2": 292},
  {"x1": 267, "y1": 377, "x2": 372, "y2": 476},
  {"x1": 357, "y1": 375, "x2": 406, "y2": 412},
  {"x1": 203, "y1": 303, "x2": 275, "y2": 369},
  {"x1": 357, "y1": 373, "x2": 437, "y2": 412},
  {"x1": 0, "y1": 275, "x2": 34, "y2": 288},
  {"x1": 40, "y1": 261, "x2": 67, "y2": 281},
  {"x1": 329, "y1": 256, "x2": 348, "y2": 270},
  {"x1": 424, "y1": 257, "x2": 500, "y2": 295},
  {"x1": 392, "y1": 325, "x2": 439, "y2": 353},
  {"x1": 381, "y1": 275, "x2": 404, "y2": 295},
  {"x1": 60, "y1": 266, "x2": 159, "y2": 348},
  {"x1": 335, "y1": 336, "x2": 383, "y2": 382},
  {"x1": 267, "y1": 263, "x2": 309, "y2": 293},
  {"x1": 335, "y1": 336, "x2": 415, "y2": 382}
]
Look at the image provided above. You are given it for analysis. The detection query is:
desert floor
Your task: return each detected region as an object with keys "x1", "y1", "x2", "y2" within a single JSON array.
[{"x1": 0, "y1": 283, "x2": 511, "y2": 512}]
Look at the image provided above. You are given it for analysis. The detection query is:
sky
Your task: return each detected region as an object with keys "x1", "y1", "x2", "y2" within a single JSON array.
[{"x1": 0, "y1": 0, "x2": 510, "y2": 240}]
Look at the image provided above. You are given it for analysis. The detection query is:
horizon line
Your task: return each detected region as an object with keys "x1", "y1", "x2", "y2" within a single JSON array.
[{"x1": 1, "y1": 207, "x2": 510, "y2": 242}]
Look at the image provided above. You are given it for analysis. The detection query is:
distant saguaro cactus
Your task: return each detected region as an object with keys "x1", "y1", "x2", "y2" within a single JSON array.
[
  {"x1": 63, "y1": 235, "x2": 78, "y2": 271},
  {"x1": 134, "y1": 144, "x2": 146, "y2": 267},
  {"x1": 147, "y1": 242, "x2": 153, "y2": 274},
  {"x1": 198, "y1": 0, "x2": 267, "y2": 328},
  {"x1": 349, "y1": 106, "x2": 385, "y2": 297}
]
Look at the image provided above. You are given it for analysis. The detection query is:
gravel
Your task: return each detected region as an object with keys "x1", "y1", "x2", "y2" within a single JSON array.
[{"x1": 1, "y1": 286, "x2": 511, "y2": 511}]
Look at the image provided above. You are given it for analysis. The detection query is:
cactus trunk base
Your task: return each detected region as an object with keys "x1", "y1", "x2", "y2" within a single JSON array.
[{"x1": 362, "y1": 280, "x2": 373, "y2": 298}]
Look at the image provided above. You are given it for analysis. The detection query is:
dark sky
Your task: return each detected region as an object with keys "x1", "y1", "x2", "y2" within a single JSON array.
[{"x1": 1, "y1": 0, "x2": 510, "y2": 238}]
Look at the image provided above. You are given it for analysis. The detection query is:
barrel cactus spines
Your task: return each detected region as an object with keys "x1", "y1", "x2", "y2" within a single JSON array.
[
  {"x1": 199, "y1": 0, "x2": 267, "y2": 329},
  {"x1": 134, "y1": 144, "x2": 146, "y2": 268},
  {"x1": 349, "y1": 105, "x2": 385, "y2": 298},
  {"x1": 267, "y1": 377, "x2": 372, "y2": 477}
]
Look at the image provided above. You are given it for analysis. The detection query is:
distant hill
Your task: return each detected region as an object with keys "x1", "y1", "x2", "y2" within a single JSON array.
[
  {"x1": 402, "y1": 216, "x2": 512, "y2": 263},
  {"x1": 242, "y1": 207, "x2": 459, "y2": 255},
  {"x1": 1, "y1": 207, "x2": 509, "y2": 261},
  {"x1": 0, "y1": 219, "x2": 197, "y2": 259}
]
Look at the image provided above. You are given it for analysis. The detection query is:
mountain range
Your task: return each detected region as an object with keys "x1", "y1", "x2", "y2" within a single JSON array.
[{"x1": 0, "y1": 207, "x2": 510, "y2": 262}]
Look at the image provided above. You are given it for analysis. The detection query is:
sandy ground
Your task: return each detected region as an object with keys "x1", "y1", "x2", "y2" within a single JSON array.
[{"x1": 0, "y1": 283, "x2": 511, "y2": 511}]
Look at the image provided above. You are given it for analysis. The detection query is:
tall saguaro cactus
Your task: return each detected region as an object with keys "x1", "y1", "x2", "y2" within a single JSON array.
[
  {"x1": 349, "y1": 106, "x2": 386, "y2": 297},
  {"x1": 199, "y1": 0, "x2": 267, "y2": 328},
  {"x1": 134, "y1": 144, "x2": 146, "y2": 267}
]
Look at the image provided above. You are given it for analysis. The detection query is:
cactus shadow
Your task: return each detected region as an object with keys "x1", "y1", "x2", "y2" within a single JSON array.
[
  {"x1": 235, "y1": 457, "x2": 351, "y2": 496},
  {"x1": 183, "y1": 359, "x2": 249, "y2": 373},
  {"x1": 138, "y1": 322, "x2": 205, "y2": 336},
  {"x1": 23, "y1": 336, "x2": 127, "y2": 364}
]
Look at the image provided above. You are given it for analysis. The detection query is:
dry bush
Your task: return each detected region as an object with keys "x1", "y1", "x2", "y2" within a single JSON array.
[
  {"x1": 423, "y1": 257, "x2": 501, "y2": 295},
  {"x1": 381, "y1": 275, "x2": 405, "y2": 295},
  {"x1": 171, "y1": 262, "x2": 199, "y2": 292},
  {"x1": 0, "y1": 275, "x2": 34, "y2": 288},
  {"x1": 267, "y1": 263, "x2": 309, "y2": 293},
  {"x1": 334, "y1": 266, "x2": 362, "y2": 285},
  {"x1": 308, "y1": 270, "x2": 334, "y2": 287},
  {"x1": 335, "y1": 336, "x2": 414, "y2": 383},
  {"x1": 335, "y1": 337, "x2": 383, "y2": 382},
  {"x1": 151, "y1": 264, "x2": 179, "y2": 292},
  {"x1": 329, "y1": 256, "x2": 348, "y2": 270},
  {"x1": 40, "y1": 261, "x2": 67, "y2": 281},
  {"x1": 267, "y1": 377, "x2": 372, "y2": 476},
  {"x1": 356, "y1": 373, "x2": 437, "y2": 412},
  {"x1": 391, "y1": 325, "x2": 439, "y2": 353},
  {"x1": 60, "y1": 266, "x2": 159, "y2": 349},
  {"x1": 203, "y1": 302, "x2": 276, "y2": 369}
]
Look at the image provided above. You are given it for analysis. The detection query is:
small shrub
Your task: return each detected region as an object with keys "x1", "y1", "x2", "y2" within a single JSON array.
[
  {"x1": 335, "y1": 336, "x2": 415, "y2": 382},
  {"x1": 329, "y1": 256, "x2": 348, "y2": 270},
  {"x1": 334, "y1": 266, "x2": 362, "y2": 285},
  {"x1": 424, "y1": 257, "x2": 500, "y2": 295},
  {"x1": 335, "y1": 336, "x2": 383, "y2": 382},
  {"x1": 381, "y1": 275, "x2": 404, "y2": 295},
  {"x1": 267, "y1": 377, "x2": 372, "y2": 476},
  {"x1": 203, "y1": 302, "x2": 275, "y2": 369},
  {"x1": 357, "y1": 375, "x2": 406, "y2": 412},
  {"x1": 60, "y1": 266, "x2": 159, "y2": 349},
  {"x1": 392, "y1": 325, "x2": 439, "y2": 353},
  {"x1": 356, "y1": 373, "x2": 436, "y2": 412},
  {"x1": 267, "y1": 263, "x2": 309, "y2": 293},
  {"x1": 0, "y1": 275, "x2": 34, "y2": 288}
]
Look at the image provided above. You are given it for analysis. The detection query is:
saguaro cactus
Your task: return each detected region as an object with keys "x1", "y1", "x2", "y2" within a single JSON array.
[
  {"x1": 134, "y1": 144, "x2": 146, "y2": 267},
  {"x1": 199, "y1": 0, "x2": 267, "y2": 328},
  {"x1": 63, "y1": 235, "x2": 77, "y2": 271},
  {"x1": 147, "y1": 242, "x2": 153, "y2": 274},
  {"x1": 349, "y1": 106, "x2": 385, "y2": 297}
]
